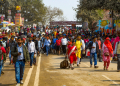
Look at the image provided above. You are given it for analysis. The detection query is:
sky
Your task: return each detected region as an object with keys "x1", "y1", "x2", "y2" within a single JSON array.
[{"x1": 43, "y1": 0, "x2": 79, "y2": 21}]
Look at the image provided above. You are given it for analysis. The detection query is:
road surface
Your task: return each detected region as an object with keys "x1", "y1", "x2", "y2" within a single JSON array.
[{"x1": 0, "y1": 54, "x2": 120, "y2": 86}]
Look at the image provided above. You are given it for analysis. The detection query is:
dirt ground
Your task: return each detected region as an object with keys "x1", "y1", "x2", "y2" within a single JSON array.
[{"x1": 0, "y1": 54, "x2": 120, "y2": 86}]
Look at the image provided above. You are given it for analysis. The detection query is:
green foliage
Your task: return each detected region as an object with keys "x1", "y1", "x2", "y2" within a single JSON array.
[
  {"x1": 76, "y1": 0, "x2": 104, "y2": 30},
  {"x1": 0, "y1": 0, "x2": 47, "y2": 25}
]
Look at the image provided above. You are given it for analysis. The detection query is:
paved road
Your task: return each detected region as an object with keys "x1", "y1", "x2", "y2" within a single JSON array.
[{"x1": 0, "y1": 54, "x2": 120, "y2": 86}]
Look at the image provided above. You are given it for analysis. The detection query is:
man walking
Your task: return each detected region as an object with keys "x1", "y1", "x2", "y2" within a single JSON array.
[
  {"x1": 43, "y1": 36, "x2": 51, "y2": 56},
  {"x1": 11, "y1": 37, "x2": 30, "y2": 86},
  {"x1": 27, "y1": 36, "x2": 36, "y2": 67},
  {"x1": 87, "y1": 36, "x2": 99, "y2": 68},
  {"x1": 115, "y1": 30, "x2": 120, "y2": 72},
  {"x1": 8, "y1": 36, "x2": 16, "y2": 65},
  {"x1": 61, "y1": 35, "x2": 68, "y2": 55}
]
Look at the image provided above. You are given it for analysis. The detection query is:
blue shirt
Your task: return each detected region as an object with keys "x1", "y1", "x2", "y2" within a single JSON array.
[
  {"x1": 44, "y1": 39, "x2": 51, "y2": 46},
  {"x1": 38, "y1": 40, "x2": 42, "y2": 48},
  {"x1": 17, "y1": 45, "x2": 24, "y2": 60},
  {"x1": 53, "y1": 38, "x2": 57, "y2": 44}
]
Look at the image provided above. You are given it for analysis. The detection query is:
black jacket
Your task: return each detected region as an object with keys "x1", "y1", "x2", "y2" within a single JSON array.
[
  {"x1": 33, "y1": 39, "x2": 38, "y2": 51},
  {"x1": 87, "y1": 41, "x2": 99, "y2": 53}
]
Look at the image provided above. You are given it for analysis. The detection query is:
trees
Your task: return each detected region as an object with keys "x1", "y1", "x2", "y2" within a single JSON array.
[
  {"x1": 0, "y1": 0, "x2": 64, "y2": 25},
  {"x1": 0, "y1": 0, "x2": 47, "y2": 25},
  {"x1": 76, "y1": 0, "x2": 103, "y2": 30},
  {"x1": 79, "y1": 0, "x2": 120, "y2": 30},
  {"x1": 45, "y1": 6, "x2": 63, "y2": 24},
  {"x1": 80, "y1": 0, "x2": 120, "y2": 12}
]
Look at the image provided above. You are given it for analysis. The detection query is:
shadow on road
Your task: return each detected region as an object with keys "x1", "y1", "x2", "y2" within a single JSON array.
[
  {"x1": 109, "y1": 84, "x2": 120, "y2": 86},
  {"x1": 0, "y1": 83, "x2": 16, "y2": 86},
  {"x1": 54, "y1": 57, "x2": 65, "y2": 59},
  {"x1": 89, "y1": 69, "x2": 117, "y2": 72},
  {"x1": 102, "y1": 80, "x2": 120, "y2": 82},
  {"x1": 3, "y1": 69, "x2": 15, "y2": 71}
]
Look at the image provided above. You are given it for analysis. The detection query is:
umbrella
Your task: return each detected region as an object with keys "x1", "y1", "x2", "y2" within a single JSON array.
[
  {"x1": 7, "y1": 23, "x2": 15, "y2": 26},
  {"x1": 1, "y1": 21, "x2": 9, "y2": 24},
  {"x1": 1, "y1": 27, "x2": 11, "y2": 32}
]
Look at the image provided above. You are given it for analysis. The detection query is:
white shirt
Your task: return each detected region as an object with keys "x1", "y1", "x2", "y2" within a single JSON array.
[
  {"x1": 28, "y1": 41, "x2": 36, "y2": 53},
  {"x1": 62, "y1": 29, "x2": 64, "y2": 33},
  {"x1": 91, "y1": 42, "x2": 96, "y2": 53},
  {"x1": 61, "y1": 38, "x2": 68, "y2": 45},
  {"x1": 81, "y1": 39, "x2": 85, "y2": 50},
  {"x1": 48, "y1": 29, "x2": 51, "y2": 34}
]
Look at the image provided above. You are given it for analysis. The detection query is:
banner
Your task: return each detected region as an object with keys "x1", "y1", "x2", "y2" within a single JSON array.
[
  {"x1": 8, "y1": 10, "x2": 11, "y2": 15},
  {"x1": 1, "y1": 16, "x2": 4, "y2": 22},
  {"x1": 22, "y1": 18, "x2": 24, "y2": 25}
]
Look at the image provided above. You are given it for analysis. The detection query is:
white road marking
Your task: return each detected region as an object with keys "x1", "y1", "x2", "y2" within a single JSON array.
[
  {"x1": 46, "y1": 69, "x2": 58, "y2": 73},
  {"x1": 83, "y1": 63, "x2": 89, "y2": 67},
  {"x1": 34, "y1": 54, "x2": 41, "y2": 86},
  {"x1": 23, "y1": 65, "x2": 34, "y2": 86},
  {"x1": 102, "y1": 75, "x2": 118, "y2": 85}
]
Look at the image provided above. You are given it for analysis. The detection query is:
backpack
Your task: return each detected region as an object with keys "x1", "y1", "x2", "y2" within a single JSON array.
[
  {"x1": 60, "y1": 59, "x2": 69, "y2": 69},
  {"x1": 0, "y1": 47, "x2": 2, "y2": 61},
  {"x1": 2, "y1": 41, "x2": 6, "y2": 48}
]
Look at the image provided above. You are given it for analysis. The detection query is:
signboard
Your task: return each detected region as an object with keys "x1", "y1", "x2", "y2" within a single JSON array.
[
  {"x1": 15, "y1": 13, "x2": 21, "y2": 17},
  {"x1": 8, "y1": 10, "x2": 11, "y2": 15},
  {"x1": 1, "y1": 16, "x2": 4, "y2": 22},
  {"x1": 7, "y1": 16, "x2": 12, "y2": 19},
  {"x1": 33, "y1": 23, "x2": 37, "y2": 29},
  {"x1": 16, "y1": 6, "x2": 21, "y2": 11},
  {"x1": 22, "y1": 18, "x2": 24, "y2": 25},
  {"x1": 15, "y1": 13, "x2": 22, "y2": 26},
  {"x1": 0, "y1": 14, "x2": 5, "y2": 17},
  {"x1": 101, "y1": 20, "x2": 108, "y2": 27}
]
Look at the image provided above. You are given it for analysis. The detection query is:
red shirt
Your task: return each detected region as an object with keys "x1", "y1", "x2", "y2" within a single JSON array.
[
  {"x1": 60, "y1": 37, "x2": 63, "y2": 40},
  {"x1": 56, "y1": 39, "x2": 61, "y2": 46},
  {"x1": 0, "y1": 46, "x2": 6, "y2": 60}
]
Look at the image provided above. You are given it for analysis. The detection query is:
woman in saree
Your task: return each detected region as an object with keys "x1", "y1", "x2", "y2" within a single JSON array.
[
  {"x1": 67, "y1": 41, "x2": 77, "y2": 70},
  {"x1": 102, "y1": 37, "x2": 113, "y2": 70}
]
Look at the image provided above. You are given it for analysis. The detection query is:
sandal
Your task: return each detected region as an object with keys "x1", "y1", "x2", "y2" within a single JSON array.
[
  {"x1": 71, "y1": 67, "x2": 74, "y2": 70},
  {"x1": 104, "y1": 66, "x2": 106, "y2": 70}
]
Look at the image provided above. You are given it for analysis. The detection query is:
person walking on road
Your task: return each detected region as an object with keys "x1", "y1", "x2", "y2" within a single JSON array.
[
  {"x1": 102, "y1": 37, "x2": 113, "y2": 70},
  {"x1": 114, "y1": 30, "x2": 120, "y2": 72},
  {"x1": 11, "y1": 37, "x2": 30, "y2": 86},
  {"x1": 97, "y1": 36, "x2": 102, "y2": 62},
  {"x1": 43, "y1": 36, "x2": 51, "y2": 56},
  {"x1": 61, "y1": 35, "x2": 68, "y2": 55},
  {"x1": 55, "y1": 36, "x2": 61, "y2": 55},
  {"x1": 8, "y1": 36, "x2": 16, "y2": 65},
  {"x1": 0, "y1": 41, "x2": 6, "y2": 76},
  {"x1": 27, "y1": 36, "x2": 36, "y2": 67},
  {"x1": 87, "y1": 36, "x2": 99, "y2": 68},
  {"x1": 75, "y1": 36, "x2": 82, "y2": 67},
  {"x1": 52, "y1": 36, "x2": 57, "y2": 54},
  {"x1": 67, "y1": 41, "x2": 77, "y2": 70}
]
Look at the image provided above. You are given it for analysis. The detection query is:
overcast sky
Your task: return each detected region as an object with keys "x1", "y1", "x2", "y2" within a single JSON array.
[{"x1": 43, "y1": 0, "x2": 79, "y2": 21}]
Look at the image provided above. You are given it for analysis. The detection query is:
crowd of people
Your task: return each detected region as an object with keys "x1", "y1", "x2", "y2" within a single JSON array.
[{"x1": 0, "y1": 26, "x2": 120, "y2": 86}]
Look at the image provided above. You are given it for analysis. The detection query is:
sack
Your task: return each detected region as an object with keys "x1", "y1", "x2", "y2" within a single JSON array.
[
  {"x1": 2, "y1": 41, "x2": 6, "y2": 48},
  {"x1": 86, "y1": 49, "x2": 90, "y2": 56},
  {"x1": 82, "y1": 50, "x2": 85, "y2": 54},
  {"x1": 60, "y1": 59, "x2": 69, "y2": 69},
  {"x1": 0, "y1": 47, "x2": 2, "y2": 61},
  {"x1": 104, "y1": 52, "x2": 109, "y2": 56}
]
